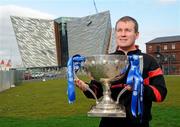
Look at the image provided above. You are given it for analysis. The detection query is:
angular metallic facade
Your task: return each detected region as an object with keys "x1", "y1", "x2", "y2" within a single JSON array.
[
  {"x1": 11, "y1": 16, "x2": 58, "y2": 68},
  {"x1": 11, "y1": 11, "x2": 113, "y2": 68},
  {"x1": 67, "y1": 11, "x2": 112, "y2": 57}
]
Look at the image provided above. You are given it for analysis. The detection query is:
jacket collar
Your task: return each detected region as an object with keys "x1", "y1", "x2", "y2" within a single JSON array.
[{"x1": 113, "y1": 49, "x2": 142, "y2": 55}]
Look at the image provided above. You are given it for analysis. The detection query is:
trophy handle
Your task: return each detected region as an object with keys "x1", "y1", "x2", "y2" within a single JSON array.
[
  {"x1": 116, "y1": 87, "x2": 128, "y2": 104},
  {"x1": 74, "y1": 74, "x2": 99, "y2": 104},
  {"x1": 86, "y1": 86, "x2": 99, "y2": 104}
]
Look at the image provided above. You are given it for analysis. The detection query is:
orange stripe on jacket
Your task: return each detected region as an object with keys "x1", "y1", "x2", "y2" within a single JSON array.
[
  {"x1": 149, "y1": 85, "x2": 162, "y2": 102},
  {"x1": 144, "y1": 67, "x2": 163, "y2": 85},
  {"x1": 111, "y1": 84, "x2": 125, "y2": 89},
  {"x1": 144, "y1": 77, "x2": 149, "y2": 85},
  {"x1": 143, "y1": 68, "x2": 163, "y2": 102},
  {"x1": 149, "y1": 68, "x2": 163, "y2": 78}
]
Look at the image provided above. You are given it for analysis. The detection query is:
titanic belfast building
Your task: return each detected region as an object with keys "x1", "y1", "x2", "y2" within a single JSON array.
[{"x1": 11, "y1": 11, "x2": 113, "y2": 68}]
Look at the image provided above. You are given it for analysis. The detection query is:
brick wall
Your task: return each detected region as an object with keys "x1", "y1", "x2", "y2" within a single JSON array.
[{"x1": 146, "y1": 41, "x2": 180, "y2": 75}]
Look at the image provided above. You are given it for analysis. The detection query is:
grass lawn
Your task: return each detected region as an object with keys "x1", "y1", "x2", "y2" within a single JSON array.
[
  {"x1": 150, "y1": 75, "x2": 180, "y2": 127},
  {"x1": 0, "y1": 76, "x2": 179, "y2": 127}
]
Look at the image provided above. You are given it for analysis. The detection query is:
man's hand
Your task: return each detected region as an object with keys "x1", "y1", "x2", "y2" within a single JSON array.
[
  {"x1": 74, "y1": 79, "x2": 88, "y2": 91},
  {"x1": 125, "y1": 84, "x2": 132, "y2": 91}
]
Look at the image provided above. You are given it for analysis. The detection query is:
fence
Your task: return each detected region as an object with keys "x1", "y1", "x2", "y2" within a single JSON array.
[{"x1": 0, "y1": 70, "x2": 23, "y2": 92}]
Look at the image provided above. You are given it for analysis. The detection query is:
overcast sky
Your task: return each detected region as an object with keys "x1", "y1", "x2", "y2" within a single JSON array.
[{"x1": 0, "y1": 0, "x2": 180, "y2": 67}]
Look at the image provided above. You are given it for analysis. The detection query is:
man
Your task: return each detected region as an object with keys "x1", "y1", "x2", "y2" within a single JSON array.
[{"x1": 75, "y1": 16, "x2": 167, "y2": 127}]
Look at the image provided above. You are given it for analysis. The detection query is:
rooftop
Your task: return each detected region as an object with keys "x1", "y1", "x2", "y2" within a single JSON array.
[{"x1": 146, "y1": 35, "x2": 180, "y2": 44}]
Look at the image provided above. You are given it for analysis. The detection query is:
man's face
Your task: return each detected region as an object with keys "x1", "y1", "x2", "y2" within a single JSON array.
[{"x1": 115, "y1": 21, "x2": 139, "y2": 49}]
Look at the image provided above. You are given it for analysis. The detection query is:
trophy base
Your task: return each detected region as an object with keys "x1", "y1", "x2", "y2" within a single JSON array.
[{"x1": 87, "y1": 104, "x2": 126, "y2": 118}]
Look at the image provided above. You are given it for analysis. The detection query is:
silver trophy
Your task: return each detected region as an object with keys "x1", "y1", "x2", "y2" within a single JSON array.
[{"x1": 76, "y1": 55, "x2": 129, "y2": 117}]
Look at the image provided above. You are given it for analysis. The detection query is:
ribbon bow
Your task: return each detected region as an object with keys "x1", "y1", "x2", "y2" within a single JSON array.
[
  {"x1": 67, "y1": 54, "x2": 85, "y2": 103},
  {"x1": 126, "y1": 55, "x2": 143, "y2": 118}
]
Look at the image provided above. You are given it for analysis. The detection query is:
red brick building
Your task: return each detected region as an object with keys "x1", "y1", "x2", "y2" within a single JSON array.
[{"x1": 146, "y1": 35, "x2": 180, "y2": 75}]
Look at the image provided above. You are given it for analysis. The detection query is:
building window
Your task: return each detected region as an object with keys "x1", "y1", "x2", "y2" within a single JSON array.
[
  {"x1": 172, "y1": 44, "x2": 176, "y2": 49},
  {"x1": 164, "y1": 45, "x2": 167, "y2": 50}
]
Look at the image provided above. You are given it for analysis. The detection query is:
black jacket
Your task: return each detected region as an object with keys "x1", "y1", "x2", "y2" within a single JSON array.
[{"x1": 83, "y1": 49, "x2": 167, "y2": 127}]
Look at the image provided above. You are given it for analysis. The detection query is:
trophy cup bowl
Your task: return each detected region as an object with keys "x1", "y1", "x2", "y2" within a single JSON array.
[{"x1": 82, "y1": 55, "x2": 128, "y2": 117}]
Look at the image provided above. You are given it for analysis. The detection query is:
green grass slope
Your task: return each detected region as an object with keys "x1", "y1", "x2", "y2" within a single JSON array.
[{"x1": 0, "y1": 76, "x2": 179, "y2": 127}]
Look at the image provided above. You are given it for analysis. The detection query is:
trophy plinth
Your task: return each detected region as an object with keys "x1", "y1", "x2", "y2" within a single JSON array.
[
  {"x1": 80, "y1": 55, "x2": 128, "y2": 117},
  {"x1": 87, "y1": 78, "x2": 126, "y2": 117}
]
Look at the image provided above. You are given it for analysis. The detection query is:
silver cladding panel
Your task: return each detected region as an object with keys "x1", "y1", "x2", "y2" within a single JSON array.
[
  {"x1": 67, "y1": 11, "x2": 111, "y2": 56},
  {"x1": 11, "y1": 16, "x2": 58, "y2": 68},
  {"x1": 108, "y1": 28, "x2": 116, "y2": 53}
]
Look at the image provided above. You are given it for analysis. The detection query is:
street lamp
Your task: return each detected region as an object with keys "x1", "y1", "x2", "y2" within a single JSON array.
[{"x1": 164, "y1": 54, "x2": 174, "y2": 75}]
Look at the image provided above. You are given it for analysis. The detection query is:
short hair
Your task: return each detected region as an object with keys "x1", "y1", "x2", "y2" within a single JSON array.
[{"x1": 115, "y1": 16, "x2": 139, "y2": 33}]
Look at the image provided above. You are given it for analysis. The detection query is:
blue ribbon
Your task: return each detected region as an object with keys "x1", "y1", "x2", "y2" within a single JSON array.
[
  {"x1": 67, "y1": 54, "x2": 85, "y2": 103},
  {"x1": 126, "y1": 55, "x2": 143, "y2": 118}
]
